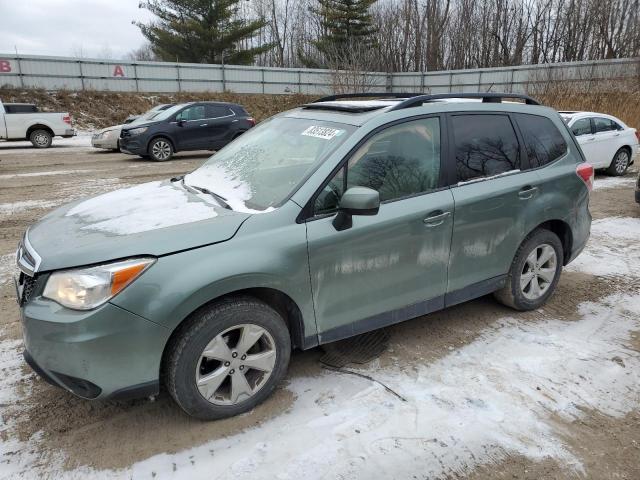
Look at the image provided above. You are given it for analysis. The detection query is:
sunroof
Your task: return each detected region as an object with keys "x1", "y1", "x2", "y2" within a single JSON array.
[{"x1": 302, "y1": 100, "x2": 400, "y2": 113}]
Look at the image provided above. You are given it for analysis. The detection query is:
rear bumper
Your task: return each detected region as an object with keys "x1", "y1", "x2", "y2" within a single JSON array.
[
  {"x1": 61, "y1": 129, "x2": 75, "y2": 138},
  {"x1": 635, "y1": 188, "x2": 640, "y2": 204},
  {"x1": 21, "y1": 298, "x2": 169, "y2": 400}
]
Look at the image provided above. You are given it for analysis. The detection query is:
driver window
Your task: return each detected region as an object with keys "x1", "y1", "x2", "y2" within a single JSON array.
[
  {"x1": 176, "y1": 105, "x2": 205, "y2": 122},
  {"x1": 314, "y1": 117, "x2": 441, "y2": 215}
]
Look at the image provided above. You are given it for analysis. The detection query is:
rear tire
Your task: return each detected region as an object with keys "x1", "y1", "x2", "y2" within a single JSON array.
[
  {"x1": 606, "y1": 148, "x2": 630, "y2": 176},
  {"x1": 494, "y1": 229, "x2": 563, "y2": 311},
  {"x1": 29, "y1": 129, "x2": 53, "y2": 148},
  {"x1": 148, "y1": 137, "x2": 173, "y2": 161},
  {"x1": 165, "y1": 296, "x2": 291, "y2": 420}
]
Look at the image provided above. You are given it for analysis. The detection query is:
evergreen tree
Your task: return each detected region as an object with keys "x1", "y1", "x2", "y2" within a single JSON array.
[
  {"x1": 136, "y1": 0, "x2": 274, "y2": 64},
  {"x1": 311, "y1": 0, "x2": 378, "y2": 64}
]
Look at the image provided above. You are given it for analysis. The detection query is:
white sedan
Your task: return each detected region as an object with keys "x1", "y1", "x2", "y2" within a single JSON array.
[
  {"x1": 561, "y1": 111, "x2": 639, "y2": 176},
  {"x1": 91, "y1": 104, "x2": 174, "y2": 151}
]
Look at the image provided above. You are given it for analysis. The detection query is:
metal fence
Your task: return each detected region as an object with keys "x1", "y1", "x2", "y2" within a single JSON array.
[{"x1": 0, "y1": 53, "x2": 637, "y2": 95}]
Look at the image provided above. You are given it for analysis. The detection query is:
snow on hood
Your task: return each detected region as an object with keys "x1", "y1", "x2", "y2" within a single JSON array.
[{"x1": 65, "y1": 180, "x2": 220, "y2": 235}]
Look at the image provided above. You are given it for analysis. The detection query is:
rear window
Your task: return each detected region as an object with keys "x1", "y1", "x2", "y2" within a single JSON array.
[
  {"x1": 451, "y1": 114, "x2": 520, "y2": 182},
  {"x1": 515, "y1": 114, "x2": 567, "y2": 168},
  {"x1": 594, "y1": 117, "x2": 622, "y2": 133}
]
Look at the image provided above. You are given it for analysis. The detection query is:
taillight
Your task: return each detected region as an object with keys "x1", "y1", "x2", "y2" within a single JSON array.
[
  {"x1": 247, "y1": 117, "x2": 256, "y2": 127},
  {"x1": 63, "y1": 115, "x2": 72, "y2": 125},
  {"x1": 635, "y1": 129, "x2": 639, "y2": 142},
  {"x1": 576, "y1": 163, "x2": 594, "y2": 192}
]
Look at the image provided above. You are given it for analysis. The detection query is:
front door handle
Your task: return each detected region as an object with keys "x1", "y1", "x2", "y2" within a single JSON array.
[
  {"x1": 518, "y1": 186, "x2": 539, "y2": 200},
  {"x1": 423, "y1": 211, "x2": 451, "y2": 227},
  {"x1": 199, "y1": 123, "x2": 208, "y2": 127}
]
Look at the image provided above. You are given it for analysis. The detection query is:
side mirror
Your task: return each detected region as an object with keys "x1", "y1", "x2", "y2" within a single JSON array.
[
  {"x1": 176, "y1": 118, "x2": 184, "y2": 127},
  {"x1": 332, "y1": 186, "x2": 380, "y2": 231}
]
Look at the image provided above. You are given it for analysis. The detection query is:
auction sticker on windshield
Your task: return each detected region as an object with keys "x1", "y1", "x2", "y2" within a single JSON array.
[{"x1": 301, "y1": 126, "x2": 344, "y2": 140}]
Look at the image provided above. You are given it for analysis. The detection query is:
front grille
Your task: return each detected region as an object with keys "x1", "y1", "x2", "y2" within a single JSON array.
[{"x1": 20, "y1": 273, "x2": 38, "y2": 304}]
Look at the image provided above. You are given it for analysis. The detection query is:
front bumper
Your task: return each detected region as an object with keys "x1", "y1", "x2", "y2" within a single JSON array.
[
  {"x1": 118, "y1": 136, "x2": 146, "y2": 155},
  {"x1": 21, "y1": 297, "x2": 170, "y2": 400},
  {"x1": 91, "y1": 136, "x2": 118, "y2": 150}
]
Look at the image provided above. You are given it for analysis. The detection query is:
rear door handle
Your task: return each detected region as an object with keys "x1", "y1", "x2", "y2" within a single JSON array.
[
  {"x1": 199, "y1": 123, "x2": 208, "y2": 127},
  {"x1": 518, "y1": 186, "x2": 538, "y2": 200},
  {"x1": 423, "y1": 211, "x2": 450, "y2": 227}
]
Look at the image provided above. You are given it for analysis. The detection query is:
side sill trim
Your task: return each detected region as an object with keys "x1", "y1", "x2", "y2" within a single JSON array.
[
  {"x1": 317, "y1": 296, "x2": 445, "y2": 345},
  {"x1": 444, "y1": 275, "x2": 507, "y2": 308}
]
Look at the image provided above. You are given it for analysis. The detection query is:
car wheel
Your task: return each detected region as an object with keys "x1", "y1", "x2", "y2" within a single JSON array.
[
  {"x1": 165, "y1": 296, "x2": 291, "y2": 420},
  {"x1": 606, "y1": 148, "x2": 630, "y2": 176},
  {"x1": 148, "y1": 137, "x2": 173, "y2": 161},
  {"x1": 29, "y1": 129, "x2": 53, "y2": 148},
  {"x1": 494, "y1": 229, "x2": 563, "y2": 311}
]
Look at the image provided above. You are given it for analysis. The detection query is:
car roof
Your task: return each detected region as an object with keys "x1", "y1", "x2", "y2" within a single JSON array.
[
  {"x1": 285, "y1": 93, "x2": 549, "y2": 127},
  {"x1": 559, "y1": 111, "x2": 627, "y2": 125}
]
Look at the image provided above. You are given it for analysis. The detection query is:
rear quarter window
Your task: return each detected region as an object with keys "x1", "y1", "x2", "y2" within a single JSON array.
[{"x1": 515, "y1": 114, "x2": 567, "y2": 168}]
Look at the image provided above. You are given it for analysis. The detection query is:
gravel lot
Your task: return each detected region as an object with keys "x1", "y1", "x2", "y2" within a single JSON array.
[{"x1": 1, "y1": 137, "x2": 639, "y2": 479}]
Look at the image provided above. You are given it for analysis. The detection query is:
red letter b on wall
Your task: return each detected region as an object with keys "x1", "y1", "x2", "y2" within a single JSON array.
[{"x1": 0, "y1": 60, "x2": 12, "y2": 73}]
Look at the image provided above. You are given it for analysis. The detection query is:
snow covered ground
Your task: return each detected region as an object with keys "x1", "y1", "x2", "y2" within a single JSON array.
[
  {"x1": 0, "y1": 131, "x2": 93, "y2": 155},
  {"x1": 1, "y1": 213, "x2": 639, "y2": 479}
]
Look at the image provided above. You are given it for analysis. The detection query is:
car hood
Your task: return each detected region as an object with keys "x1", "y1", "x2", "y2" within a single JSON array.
[
  {"x1": 27, "y1": 180, "x2": 251, "y2": 272},
  {"x1": 96, "y1": 125, "x2": 123, "y2": 135}
]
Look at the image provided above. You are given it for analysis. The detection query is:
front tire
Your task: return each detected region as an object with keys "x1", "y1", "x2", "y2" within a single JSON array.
[
  {"x1": 494, "y1": 229, "x2": 563, "y2": 311},
  {"x1": 148, "y1": 137, "x2": 173, "y2": 161},
  {"x1": 165, "y1": 296, "x2": 291, "y2": 420},
  {"x1": 29, "y1": 129, "x2": 53, "y2": 148},
  {"x1": 607, "y1": 148, "x2": 630, "y2": 176}
]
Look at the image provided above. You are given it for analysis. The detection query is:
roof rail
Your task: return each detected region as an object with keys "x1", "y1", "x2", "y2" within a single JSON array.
[
  {"x1": 313, "y1": 92, "x2": 541, "y2": 107},
  {"x1": 388, "y1": 92, "x2": 541, "y2": 110},
  {"x1": 313, "y1": 93, "x2": 425, "y2": 103}
]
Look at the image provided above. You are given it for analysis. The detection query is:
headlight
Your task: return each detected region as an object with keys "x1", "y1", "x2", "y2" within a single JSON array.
[
  {"x1": 43, "y1": 258, "x2": 155, "y2": 310},
  {"x1": 128, "y1": 127, "x2": 148, "y2": 136}
]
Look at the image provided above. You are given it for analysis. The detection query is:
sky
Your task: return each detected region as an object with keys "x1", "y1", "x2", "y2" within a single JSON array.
[{"x1": 0, "y1": 0, "x2": 156, "y2": 59}]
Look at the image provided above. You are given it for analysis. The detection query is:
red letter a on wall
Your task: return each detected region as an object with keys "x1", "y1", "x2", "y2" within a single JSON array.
[{"x1": 113, "y1": 65, "x2": 125, "y2": 77}]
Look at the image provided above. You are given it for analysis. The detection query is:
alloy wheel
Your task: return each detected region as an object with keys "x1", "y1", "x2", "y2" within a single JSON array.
[
  {"x1": 152, "y1": 140, "x2": 171, "y2": 160},
  {"x1": 520, "y1": 243, "x2": 557, "y2": 300},
  {"x1": 195, "y1": 324, "x2": 277, "y2": 406},
  {"x1": 614, "y1": 150, "x2": 629, "y2": 174}
]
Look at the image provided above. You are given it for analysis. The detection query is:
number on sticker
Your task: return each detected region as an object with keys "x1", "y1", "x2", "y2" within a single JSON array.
[{"x1": 301, "y1": 126, "x2": 343, "y2": 140}]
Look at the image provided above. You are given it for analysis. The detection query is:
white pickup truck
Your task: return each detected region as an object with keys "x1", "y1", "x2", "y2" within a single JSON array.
[{"x1": 0, "y1": 100, "x2": 75, "y2": 148}]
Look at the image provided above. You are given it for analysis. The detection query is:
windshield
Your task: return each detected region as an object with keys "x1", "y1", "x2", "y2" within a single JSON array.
[
  {"x1": 184, "y1": 116, "x2": 356, "y2": 211},
  {"x1": 131, "y1": 105, "x2": 172, "y2": 124},
  {"x1": 150, "y1": 104, "x2": 188, "y2": 122}
]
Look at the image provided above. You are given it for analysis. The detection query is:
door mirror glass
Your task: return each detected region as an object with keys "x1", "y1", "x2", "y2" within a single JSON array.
[{"x1": 332, "y1": 187, "x2": 380, "y2": 231}]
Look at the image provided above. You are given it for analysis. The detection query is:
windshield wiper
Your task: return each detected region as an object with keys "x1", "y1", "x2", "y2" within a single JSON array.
[{"x1": 183, "y1": 180, "x2": 232, "y2": 210}]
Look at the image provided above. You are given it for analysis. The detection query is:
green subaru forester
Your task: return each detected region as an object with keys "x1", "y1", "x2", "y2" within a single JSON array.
[{"x1": 16, "y1": 93, "x2": 592, "y2": 419}]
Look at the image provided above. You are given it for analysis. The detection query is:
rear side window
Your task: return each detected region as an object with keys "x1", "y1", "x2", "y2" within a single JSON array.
[
  {"x1": 451, "y1": 114, "x2": 520, "y2": 182},
  {"x1": 206, "y1": 105, "x2": 234, "y2": 118},
  {"x1": 594, "y1": 117, "x2": 622, "y2": 133},
  {"x1": 515, "y1": 114, "x2": 567, "y2": 168},
  {"x1": 571, "y1": 118, "x2": 591, "y2": 136},
  {"x1": 4, "y1": 104, "x2": 38, "y2": 113}
]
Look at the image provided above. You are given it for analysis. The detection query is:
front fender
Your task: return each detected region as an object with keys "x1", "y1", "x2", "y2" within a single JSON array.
[{"x1": 111, "y1": 209, "x2": 316, "y2": 342}]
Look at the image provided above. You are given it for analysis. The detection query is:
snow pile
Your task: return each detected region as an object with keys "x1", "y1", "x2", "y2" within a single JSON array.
[
  {"x1": 65, "y1": 181, "x2": 220, "y2": 235},
  {"x1": 593, "y1": 175, "x2": 636, "y2": 191},
  {"x1": 0, "y1": 253, "x2": 16, "y2": 286},
  {"x1": 566, "y1": 217, "x2": 640, "y2": 277}
]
